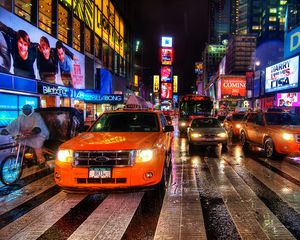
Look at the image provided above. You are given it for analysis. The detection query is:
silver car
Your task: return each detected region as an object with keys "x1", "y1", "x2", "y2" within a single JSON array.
[{"x1": 187, "y1": 117, "x2": 228, "y2": 150}]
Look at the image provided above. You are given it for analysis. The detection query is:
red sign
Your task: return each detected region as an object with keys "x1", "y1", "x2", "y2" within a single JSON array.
[
  {"x1": 161, "y1": 48, "x2": 173, "y2": 65},
  {"x1": 161, "y1": 66, "x2": 172, "y2": 82},
  {"x1": 221, "y1": 76, "x2": 246, "y2": 98},
  {"x1": 161, "y1": 83, "x2": 173, "y2": 99}
]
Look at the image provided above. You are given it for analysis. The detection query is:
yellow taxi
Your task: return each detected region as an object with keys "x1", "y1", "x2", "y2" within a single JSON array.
[
  {"x1": 54, "y1": 102, "x2": 174, "y2": 191},
  {"x1": 240, "y1": 111, "x2": 300, "y2": 158},
  {"x1": 223, "y1": 112, "x2": 246, "y2": 138}
]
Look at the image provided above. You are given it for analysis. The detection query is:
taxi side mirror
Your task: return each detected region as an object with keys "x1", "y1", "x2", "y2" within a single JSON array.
[{"x1": 164, "y1": 125, "x2": 174, "y2": 132}]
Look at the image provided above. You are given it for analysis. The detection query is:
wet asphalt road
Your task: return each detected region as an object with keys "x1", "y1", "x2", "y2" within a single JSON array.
[{"x1": 0, "y1": 130, "x2": 300, "y2": 239}]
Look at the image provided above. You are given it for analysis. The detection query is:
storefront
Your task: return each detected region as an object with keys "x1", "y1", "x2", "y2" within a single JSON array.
[{"x1": 72, "y1": 89, "x2": 124, "y2": 124}]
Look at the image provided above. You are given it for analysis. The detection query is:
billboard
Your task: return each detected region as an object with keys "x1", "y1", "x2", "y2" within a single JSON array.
[
  {"x1": 265, "y1": 56, "x2": 299, "y2": 93},
  {"x1": 161, "y1": 48, "x2": 173, "y2": 65},
  {"x1": 276, "y1": 93, "x2": 300, "y2": 107},
  {"x1": 0, "y1": 8, "x2": 85, "y2": 89},
  {"x1": 220, "y1": 76, "x2": 246, "y2": 98},
  {"x1": 153, "y1": 75, "x2": 159, "y2": 92},
  {"x1": 161, "y1": 82, "x2": 172, "y2": 99},
  {"x1": 161, "y1": 37, "x2": 173, "y2": 47},
  {"x1": 195, "y1": 62, "x2": 204, "y2": 75},
  {"x1": 284, "y1": 25, "x2": 300, "y2": 59},
  {"x1": 161, "y1": 66, "x2": 172, "y2": 82},
  {"x1": 173, "y1": 75, "x2": 178, "y2": 93}
]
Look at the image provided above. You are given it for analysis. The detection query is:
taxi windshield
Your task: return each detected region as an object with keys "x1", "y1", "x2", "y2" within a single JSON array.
[
  {"x1": 265, "y1": 113, "x2": 300, "y2": 125},
  {"x1": 90, "y1": 112, "x2": 159, "y2": 132}
]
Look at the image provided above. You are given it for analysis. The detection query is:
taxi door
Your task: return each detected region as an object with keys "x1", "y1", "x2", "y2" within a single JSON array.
[{"x1": 254, "y1": 113, "x2": 265, "y2": 145}]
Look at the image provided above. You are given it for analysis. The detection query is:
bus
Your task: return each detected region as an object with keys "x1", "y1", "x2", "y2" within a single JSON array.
[{"x1": 178, "y1": 94, "x2": 214, "y2": 133}]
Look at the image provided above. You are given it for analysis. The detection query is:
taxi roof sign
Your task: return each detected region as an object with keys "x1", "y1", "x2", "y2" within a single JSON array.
[{"x1": 125, "y1": 95, "x2": 149, "y2": 109}]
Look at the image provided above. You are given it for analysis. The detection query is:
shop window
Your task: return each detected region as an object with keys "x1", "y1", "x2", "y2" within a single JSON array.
[
  {"x1": 102, "y1": 41, "x2": 109, "y2": 68},
  {"x1": 73, "y1": 17, "x2": 81, "y2": 52},
  {"x1": 85, "y1": 28, "x2": 92, "y2": 54},
  {"x1": 58, "y1": 4, "x2": 69, "y2": 44},
  {"x1": 38, "y1": 0, "x2": 52, "y2": 34},
  {"x1": 1, "y1": 1, "x2": 12, "y2": 11},
  {"x1": 14, "y1": 0, "x2": 32, "y2": 23},
  {"x1": 95, "y1": 35, "x2": 102, "y2": 60}
]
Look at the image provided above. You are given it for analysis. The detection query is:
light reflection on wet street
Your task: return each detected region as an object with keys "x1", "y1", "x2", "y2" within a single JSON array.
[{"x1": 1, "y1": 127, "x2": 300, "y2": 239}]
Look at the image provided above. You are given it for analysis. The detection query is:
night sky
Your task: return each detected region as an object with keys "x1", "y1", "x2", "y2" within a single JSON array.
[{"x1": 128, "y1": 0, "x2": 209, "y2": 95}]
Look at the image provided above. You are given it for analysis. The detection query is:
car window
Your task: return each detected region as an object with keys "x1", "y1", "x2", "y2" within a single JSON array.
[
  {"x1": 91, "y1": 112, "x2": 160, "y2": 132},
  {"x1": 265, "y1": 113, "x2": 300, "y2": 125},
  {"x1": 160, "y1": 114, "x2": 167, "y2": 129},
  {"x1": 256, "y1": 113, "x2": 264, "y2": 126},
  {"x1": 232, "y1": 114, "x2": 245, "y2": 121},
  {"x1": 247, "y1": 113, "x2": 257, "y2": 123},
  {"x1": 191, "y1": 118, "x2": 221, "y2": 128}
]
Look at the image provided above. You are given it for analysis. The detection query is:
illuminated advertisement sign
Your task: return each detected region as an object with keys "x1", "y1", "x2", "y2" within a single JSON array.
[
  {"x1": 73, "y1": 90, "x2": 123, "y2": 104},
  {"x1": 276, "y1": 93, "x2": 300, "y2": 107},
  {"x1": 0, "y1": 8, "x2": 85, "y2": 89},
  {"x1": 265, "y1": 56, "x2": 299, "y2": 93},
  {"x1": 161, "y1": 48, "x2": 173, "y2": 65},
  {"x1": 173, "y1": 75, "x2": 178, "y2": 93},
  {"x1": 161, "y1": 37, "x2": 173, "y2": 47},
  {"x1": 153, "y1": 75, "x2": 159, "y2": 92},
  {"x1": 161, "y1": 83, "x2": 172, "y2": 99},
  {"x1": 221, "y1": 76, "x2": 246, "y2": 98},
  {"x1": 284, "y1": 25, "x2": 300, "y2": 59},
  {"x1": 38, "y1": 83, "x2": 70, "y2": 97},
  {"x1": 161, "y1": 66, "x2": 172, "y2": 82},
  {"x1": 195, "y1": 62, "x2": 204, "y2": 75},
  {"x1": 134, "y1": 74, "x2": 139, "y2": 87}
]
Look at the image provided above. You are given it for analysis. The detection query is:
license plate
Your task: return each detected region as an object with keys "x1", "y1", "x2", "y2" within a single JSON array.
[{"x1": 89, "y1": 168, "x2": 111, "y2": 178}]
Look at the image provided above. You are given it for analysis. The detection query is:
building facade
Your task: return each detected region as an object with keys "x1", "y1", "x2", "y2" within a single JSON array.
[{"x1": 0, "y1": 0, "x2": 135, "y2": 126}]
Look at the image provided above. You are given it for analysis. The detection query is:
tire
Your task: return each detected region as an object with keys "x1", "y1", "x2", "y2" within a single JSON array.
[
  {"x1": 0, "y1": 155, "x2": 23, "y2": 185},
  {"x1": 264, "y1": 138, "x2": 276, "y2": 158},
  {"x1": 240, "y1": 131, "x2": 249, "y2": 151},
  {"x1": 158, "y1": 163, "x2": 168, "y2": 191},
  {"x1": 222, "y1": 143, "x2": 228, "y2": 152}
]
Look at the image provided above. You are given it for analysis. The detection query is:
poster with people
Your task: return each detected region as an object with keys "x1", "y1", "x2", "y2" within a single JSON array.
[
  {"x1": 0, "y1": 8, "x2": 85, "y2": 89},
  {"x1": 277, "y1": 93, "x2": 299, "y2": 107}
]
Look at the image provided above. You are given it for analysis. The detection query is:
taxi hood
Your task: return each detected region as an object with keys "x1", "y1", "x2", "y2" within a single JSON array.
[{"x1": 59, "y1": 132, "x2": 161, "y2": 151}]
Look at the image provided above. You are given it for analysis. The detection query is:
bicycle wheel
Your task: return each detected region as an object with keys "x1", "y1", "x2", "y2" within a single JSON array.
[{"x1": 0, "y1": 155, "x2": 23, "y2": 185}]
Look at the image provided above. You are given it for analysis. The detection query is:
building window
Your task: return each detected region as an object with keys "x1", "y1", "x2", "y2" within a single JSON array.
[
  {"x1": 14, "y1": 0, "x2": 32, "y2": 22},
  {"x1": 85, "y1": 28, "x2": 92, "y2": 53},
  {"x1": 108, "y1": 46, "x2": 113, "y2": 71},
  {"x1": 103, "y1": 41, "x2": 109, "y2": 68},
  {"x1": 58, "y1": 4, "x2": 69, "y2": 44},
  {"x1": 114, "y1": 52, "x2": 119, "y2": 75},
  {"x1": 95, "y1": 35, "x2": 102, "y2": 59},
  {"x1": 1, "y1": 1, "x2": 12, "y2": 11},
  {"x1": 269, "y1": 8, "x2": 277, "y2": 14},
  {"x1": 269, "y1": 25, "x2": 276, "y2": 30},
  {"x1": 38, "y1": 0, "x2": 52, "y2": 34},
  {"x1": 269, "y1": 17, "x2": 277, "y2": 22},
  {"x1": 73, "y1": 17, "x2": 81, "y2": 52}
]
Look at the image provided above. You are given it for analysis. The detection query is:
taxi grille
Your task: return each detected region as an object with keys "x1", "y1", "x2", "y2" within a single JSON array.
[{"x1": 73, "y1": 151, "x2": 134, "y2": 167}]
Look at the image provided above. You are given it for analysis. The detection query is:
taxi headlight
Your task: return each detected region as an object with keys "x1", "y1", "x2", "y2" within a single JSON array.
[
  {"x1": 236, "y1": 124, "x2": 241, "y2": 129},
  {"x1": 191, "y1": 133, "x2": 202, "y2": 138},
  {"x1": 282, "y1": 133, "x2": 294, "y2": 141},
  {"x1": 180, "y1": 122, "x2": 187, "y2": 127},
  {"x1": 218, "y1": 132, "x2": 227, "y2": 138},
  {"x1": 57, "y1": 149, "x2": 73, "y2": 163},
  {"x1": 136, "y1": 149, "x2": 154, "y2": 162}
]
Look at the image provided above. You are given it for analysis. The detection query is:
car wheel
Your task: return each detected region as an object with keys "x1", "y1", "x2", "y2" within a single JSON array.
[
  {"x1": 264, "y1": 138, "x2": 276, "y2": 158},
  {"x1": 222, "y1": 143, "x2": 228, "y2": 152},
  {"x1": 240, "y1": 131, "x2": 249, "y2": 150}
]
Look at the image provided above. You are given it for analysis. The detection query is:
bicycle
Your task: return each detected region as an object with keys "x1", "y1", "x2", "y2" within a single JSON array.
[{"x1": 0, "y1": 134, "x2": 39, "y2": 185}]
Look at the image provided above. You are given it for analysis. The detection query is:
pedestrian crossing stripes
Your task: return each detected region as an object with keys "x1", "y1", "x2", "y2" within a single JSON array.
[{"x1": 0, "y1": 141, "x2": 300, "y2": 240}]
